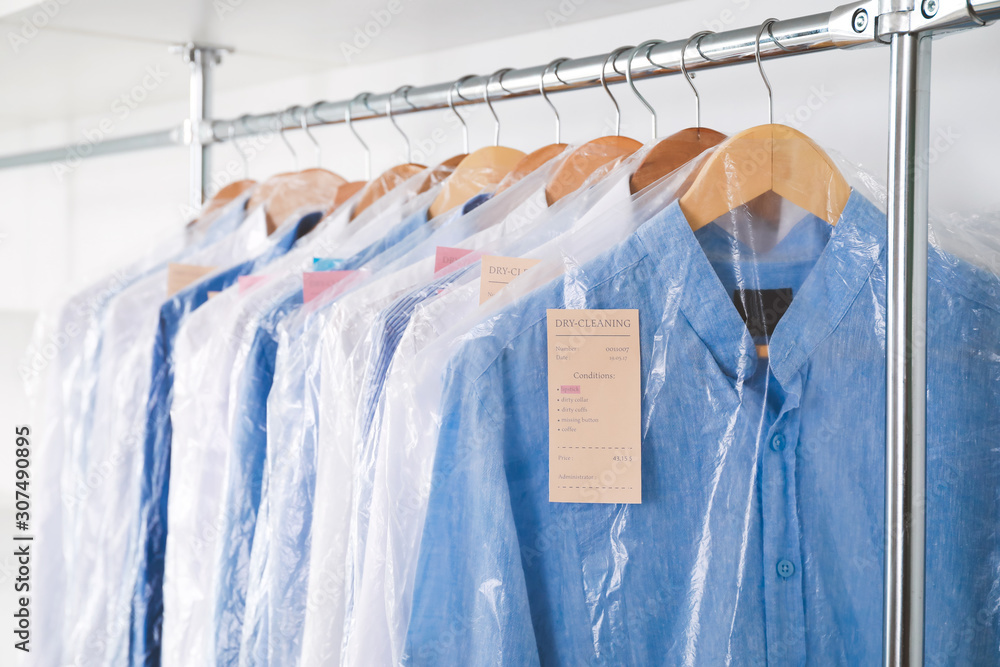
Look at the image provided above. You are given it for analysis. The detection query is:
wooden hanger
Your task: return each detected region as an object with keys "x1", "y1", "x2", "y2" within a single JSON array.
[
  {"x1": 545, "y1": 137, "x2": 640, "y2": 205},
  {"x1": 201, "y1": 179, "x2": 256, "y2": 216},
  {"x1": 679, "y1": 124, "x2": 850, "y2": 229},
  {"x1": 679, "y1": 21, "x2": 850, "y2": 230},
  {"x1": 680, "y1": 21, "x2": 851, "y2": 361},
  {"x1": 247, "y1": 109, "x2": 349, "y2": 233},
  {"x1": 496, "y1": 144, "x2": 566, "y2": 195},
  {"x1": 329, "y1": 181, "x2": 366, "y2": 211},
  {"x1": 627, "y1": 36, "x2": 727, "y2": 194},
  {"x1": 429, "y1": 69, "x2": 526, "y2": 218},
  {"x1": 416, "y1": 154, "x2": 467, "y2": 194},
  {"x1": 352, "y1": 87, "x2": 427, "y2": 221},
  {"x1": 428, "y1": 146, "x2": 525, "y2": 217},
  {"x1": 496, "y1": 58, "x2": 571, "y2": 195},
  {"x1": 416, "y1": 77, "x2": 475, "y2": 194},
  {"x1": 249, "y1": 168, "x2": 347, "y2": 234},
  {"x1": 545, "y1": 48, "x2": 643, "y2": 206},
  {"x1": 298, "y1": 101, "x2": 363, "y2": 214}
]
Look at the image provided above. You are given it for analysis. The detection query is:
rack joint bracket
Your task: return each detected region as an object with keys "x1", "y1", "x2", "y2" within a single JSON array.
[{"x1": 876, "y1": 0, "x2": 993, "y2": 40}]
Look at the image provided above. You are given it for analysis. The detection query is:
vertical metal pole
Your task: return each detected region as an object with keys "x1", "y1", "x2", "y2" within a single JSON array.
[
  {"x1": 883, "y1": 30, "x2": 930, "y2": 667},
  {"x1": 182, "y1": 45, "x2": 221, "y2": 210}
]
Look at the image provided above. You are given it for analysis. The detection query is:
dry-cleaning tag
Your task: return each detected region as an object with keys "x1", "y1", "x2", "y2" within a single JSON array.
[
  {"x1": 479, "y1": 255, "x2": 541, "y2": 304},
  {"x1": 434, "y1": 246, "x2": 473, "y2": 273},
  {"x1": 166, "y1": 263, "x2": 217, "y2": 297},
  {"x1": 303, "y1": 270, "x2": 357, "y2": 303},
  {"x1": 546, "y1": 309, "x2": 641, "y2": 504}
]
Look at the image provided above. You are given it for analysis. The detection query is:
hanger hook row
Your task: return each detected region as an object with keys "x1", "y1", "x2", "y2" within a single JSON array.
[
  {"x1": 485, "y1": 68, "x2": 512, "y2": 147},
  {"x1": 447, "y1": 74, "x2": 476, "y2": 154},
  {"x1": 755, "y1": 18, "x2": 780, "y2": 125},
  {"x1": 539, "y1": 57, "x2": 569, "y2": 144},
  {"x1": 624, "y1": 40, "x2": 662, "y2": 141},
  {"x1": 601, "y1": 45, "x2": 634, "y2": 138},
  {"x1": 346, "y1": 92, "x2": 372, "y2": 180},
  {"x1": 386, "y1": 84, "x2": 415, "y2": 163}
]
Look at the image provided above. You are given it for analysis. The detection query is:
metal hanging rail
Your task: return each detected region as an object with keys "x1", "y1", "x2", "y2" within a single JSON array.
[
  {"x1": 0, "y1": 2, "x2": 996, "y2": 666},
  {"x1": 207, "y1": 1, "x2": 880, "y2": 141},
  {"x1": 0, "y1": 1, "x2": 884, "y2": 175}
]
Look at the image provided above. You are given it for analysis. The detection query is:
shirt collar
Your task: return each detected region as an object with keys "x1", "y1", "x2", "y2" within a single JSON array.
[
  {"x1": 633, "y1": 188, "x2": 885, "y2": 384},
  {"x1": 767, "y1": 190, "x2": 885, "y2": 387}
]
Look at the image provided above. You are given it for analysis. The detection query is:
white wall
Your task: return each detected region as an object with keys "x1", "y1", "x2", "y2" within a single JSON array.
[
  {"x1": 2, "y1": 0, "x2": 999, "y2": 314},
  {"x1": 0, "y1": 0, "x2": 998, "y2": 662}
]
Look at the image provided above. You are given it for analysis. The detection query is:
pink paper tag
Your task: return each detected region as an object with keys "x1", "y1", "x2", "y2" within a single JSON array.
[
  {"x1": 434, "y1": 246, "x2": 473, "y2": 273},
  {"x1": 238, "y1": 275, "x2": 270, "y2": 294},
  {"x1": 303, "y1": 270, "x2": 356, "y2": 303}
]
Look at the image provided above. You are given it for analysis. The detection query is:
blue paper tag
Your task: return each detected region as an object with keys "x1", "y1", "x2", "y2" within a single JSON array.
[{"x1": 313, "y1": 258, "x2": 345, "y2": 271}]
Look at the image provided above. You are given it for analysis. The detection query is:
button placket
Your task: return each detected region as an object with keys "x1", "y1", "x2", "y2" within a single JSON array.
[{"x1": 761, "y1": 382, "x2": 808, "y2": 665}]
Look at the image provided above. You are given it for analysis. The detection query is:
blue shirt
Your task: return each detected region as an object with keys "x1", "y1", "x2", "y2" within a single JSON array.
[
  {"x1": 235, "y1": 195, "x2": 490, "y2": 665},
  {"x1": 214, "y1": 205, "x2": 435, "y2": 666},
  {"x1": 128, "y1": 211, "x2": 321, "y2": 667},
  {"x1": 58, "y1": 194, "x2": 253, "y2": 666},
  {"x1": 341, "y1": 268, "x2": 475, "y2": 643},
  {"x1": 403, "y1": 192, "x2": 1000, "y2": 666}
]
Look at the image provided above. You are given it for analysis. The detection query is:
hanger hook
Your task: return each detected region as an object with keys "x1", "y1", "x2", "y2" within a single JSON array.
[
  {"x1": 230, "y1": 119, "x2": 250, "y2": 180},
  {"x1": 447, "y1": 74, "x2": 475, "y2": 154},
  {"x1": 755, "y1": 18, "x2": 779, "y2": 125},
  {"x1": 386, "y1": 85, "x2": 415, "y2": 163},
  {"x1": 540, "y1": 57, "x2": 569, "y2": 144},
  {"x1": 277, "y1": 109, "x2": 299, "y2": 170},
  {"x1": 601, "y1": 46, "x2": 633, "y2": 137},
  {"x1": 346, "y1": 92, "x2": 372, "y2": 180},
  {"x1": 301, "y1": 102, "x2": 324, "y2": 167},
  {"x1": 625, "y1": 40, "x2": 662, "y2": 141},
  {"x1": 484, "y1": 68, "x2": 512, "y2": 147},
  {"x1": 678, "y1": 31, "x2": 713, "y2": 130},
  {"x1": 276, "y1": 109, "x2": 299, "y2": 170}
]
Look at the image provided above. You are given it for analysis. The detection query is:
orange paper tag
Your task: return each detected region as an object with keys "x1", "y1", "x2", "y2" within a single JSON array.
[
  {"x1": 479, "y1": 255, "x2": 542, "y2": 304},
  {"x1": 434, "y1": 246, "x2": 473, "y2": 273},
  {"x1": 547, "y1": 309, "x2": 641, "y2": 504},
  {"x1": 303, "y1": 270, "x2": 356, "y2": 303},
  {"x1": 167, "y1": 263, "x2": 217, "y2": 297}
]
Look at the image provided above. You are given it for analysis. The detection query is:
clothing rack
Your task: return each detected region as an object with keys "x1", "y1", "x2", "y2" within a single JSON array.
[{"x1": 4, "y1": 1, "x2": 998, "y2": 664}]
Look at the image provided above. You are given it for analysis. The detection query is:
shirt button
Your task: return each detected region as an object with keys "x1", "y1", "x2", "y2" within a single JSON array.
[
  {"x1": 770, "y1": 434, "x2": 786, "y2": 451},
  {"x1": 776, "y1": 559, "x2": 795, "y2": 578}
]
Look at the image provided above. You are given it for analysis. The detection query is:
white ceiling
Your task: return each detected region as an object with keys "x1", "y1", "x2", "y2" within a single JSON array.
[{"x1": 0, "y1": 0, "x2": 677, "y2": 129}]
